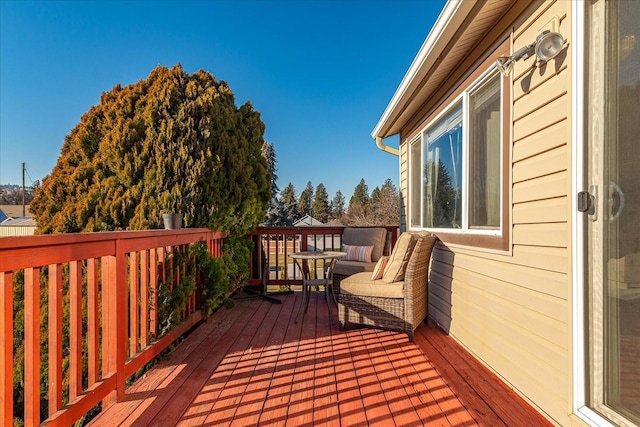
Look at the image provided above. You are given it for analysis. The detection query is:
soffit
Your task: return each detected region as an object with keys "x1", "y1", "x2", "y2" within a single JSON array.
[{"x1": 373, "y1": 0, "x2": 515, "y2": 139}]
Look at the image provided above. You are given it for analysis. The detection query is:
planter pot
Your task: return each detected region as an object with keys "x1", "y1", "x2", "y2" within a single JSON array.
[{"x1": 162, "y1": 213, "x2": 183, "y2": 230}]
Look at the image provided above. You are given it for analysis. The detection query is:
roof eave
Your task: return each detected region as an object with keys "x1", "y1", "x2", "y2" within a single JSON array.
[{"x1": 371, "y1": 0, "x2": 477, "y2": 141}]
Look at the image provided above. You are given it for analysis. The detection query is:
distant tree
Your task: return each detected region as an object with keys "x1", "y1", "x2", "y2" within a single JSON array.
[
  {"x1": 349, "y1": 178, "x2": 370, "y2": 207},
  {"x1": 374, "y1": 178, "x2": 400, "y2": 225},
  {"x1": 298, "y1": 181, "x2": 314, "y2": 218},
  {"x1": 262, "y1": 141, "x2": 278, "y2": 199},
  {"x1": 262, "y1": 141, "x2": 287, "y2": 226},
  {"x1": 263, "y1": 197, "x2": 287, "y2": 226},
  {"x1": 330, "y1": 190, "x2": 345, "y2": 220},
  {"x1": 0, "y1": 186, "x2": 35, "y2": 205},
  {"x1": 30, "y1": 64, "x2": 270, "y2": 236},
  {"x1": 280, "y1": 182, "x2": 298, "y2": 224},
  {"x1": 312, "y1": 183, "x2": 330, "y2": 222},
  {"x1": 430, "y1": 160, "x2": 458, "y2": 227},
  {"x1": 343, "y1": 178, "x2": 399, "y2": 226},
  {"x1": 370, "y1": 186, "x2": 381, "y2": 207}
]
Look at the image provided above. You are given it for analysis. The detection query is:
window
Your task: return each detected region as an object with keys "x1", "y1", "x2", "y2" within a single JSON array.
[
  {"x1": 422, "y1": 103, "x2": 463, "y2": 229},
  {"x1": 409, "y1": 68, "x2": 508, "y2": 249}
]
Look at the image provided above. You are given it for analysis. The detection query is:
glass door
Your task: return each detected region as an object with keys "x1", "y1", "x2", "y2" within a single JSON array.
[{"x1": 586, "y1": 0, "x2": 640, "y2": 424}]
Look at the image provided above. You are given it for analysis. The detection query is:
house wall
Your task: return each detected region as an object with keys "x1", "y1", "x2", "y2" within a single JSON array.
[
  {"x1": 0, "y1": 225, "x2": 37, "y2": 237},
  {"x1": 399, "y1": 1, "x2": 576, "y2": 425}
]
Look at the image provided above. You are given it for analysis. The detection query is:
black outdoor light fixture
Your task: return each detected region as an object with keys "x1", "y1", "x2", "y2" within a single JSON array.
[{"x1": 496, "y1": 30, "x2": 565, "y2": 76}]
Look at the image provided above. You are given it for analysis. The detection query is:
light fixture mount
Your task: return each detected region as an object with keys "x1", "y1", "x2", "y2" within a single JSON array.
[
  {"x1": 495, "y1": 56, "x2": 513, "y2": 76},
  {"x1": 496, "y1": 30, "x2": 565, "y2": 76}
]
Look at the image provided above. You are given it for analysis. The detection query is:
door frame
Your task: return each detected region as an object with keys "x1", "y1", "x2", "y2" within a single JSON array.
[
  {"x1": 572, "y1": 2, "x2": 637, "y2": 425},
  {"x1": 570, "y1": 3, "x2": 605, "y2": 424}
]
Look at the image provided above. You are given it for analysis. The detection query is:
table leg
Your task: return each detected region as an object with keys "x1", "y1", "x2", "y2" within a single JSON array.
[
  {"x1": 324, "y1": 279, "x2": 335, "y2": 326},
  {"x1": 295, "y1": 259, "x2": 308, "y2": 324},
  {"x1": 296, "y1": 281, "x2": 307, "y2": 323}
]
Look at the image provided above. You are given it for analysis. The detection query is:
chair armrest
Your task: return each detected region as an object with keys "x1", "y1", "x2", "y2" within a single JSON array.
[{"x1": 403, "y1": 236, "x2": 437, "y2": 327}]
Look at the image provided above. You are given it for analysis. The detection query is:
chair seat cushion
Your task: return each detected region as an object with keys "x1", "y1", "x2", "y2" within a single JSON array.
[
  {"x1": 340, "y1": 272, "x2": 404, "y2": 298},
  {"x1": 333, "y1": 260, "x2": 377, "y2": 277}
]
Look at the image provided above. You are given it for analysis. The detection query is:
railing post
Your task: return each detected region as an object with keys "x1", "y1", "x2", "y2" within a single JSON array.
[{"x1": 48, "y1": 264, "x2": 63, "y2": 416}]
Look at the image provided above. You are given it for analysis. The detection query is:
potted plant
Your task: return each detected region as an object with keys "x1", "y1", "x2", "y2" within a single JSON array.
[
  {"x1": 162, "y1": 212, "x2": 183, "y2": 229},
  {"x1": 162, "y1": 189, "x2": 183, "y2": 229}
]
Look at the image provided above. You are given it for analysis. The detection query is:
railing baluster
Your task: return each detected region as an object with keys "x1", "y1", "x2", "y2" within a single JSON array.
[
  {"x1": 24, "y1": 267, "x2": 40, "y2": 427},
  {"x1": 150, "y1": 248, "x2": 158, "y2": 340},
  {"x1": 129, "y1": 251, "x2": 139, "y2": 358},
  {"x1": 48, "y1": 263, "x2": 63, "y2": 415},
  {"x1": 87, "y1": 258, "x2": 99, "y2": 386},
  {"x1": 69, "y1": 260, "x2": 83, "y2": 400},
  {"x1": 140, "y1": 250, "x2": 149, "y2": 349}
]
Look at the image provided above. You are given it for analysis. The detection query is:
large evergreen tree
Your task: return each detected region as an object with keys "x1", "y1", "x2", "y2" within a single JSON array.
[
  {"x1": 311, "y1": 183, "x2": 330, "y2": 223},
  {"x1": 298, "y1": 181, "x2": 314, "y2": 218},
  {"x1": 30, "y1": 64, "x2": 270, "y2": 236}
]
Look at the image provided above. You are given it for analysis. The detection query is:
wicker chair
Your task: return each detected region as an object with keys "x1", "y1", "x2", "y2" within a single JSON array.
[{"x1": 337, "y1": 234, "x2": 436, "y2": 341}]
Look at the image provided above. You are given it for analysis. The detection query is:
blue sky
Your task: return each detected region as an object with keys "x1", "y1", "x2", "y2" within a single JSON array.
[{"x1": 0, "y1": 0, "x2": 446, "y2": 200}]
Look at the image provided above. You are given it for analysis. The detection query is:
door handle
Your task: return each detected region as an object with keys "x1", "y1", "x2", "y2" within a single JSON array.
[{"x1": 608, "y1": 181, "x2": 625, "y2": 222}]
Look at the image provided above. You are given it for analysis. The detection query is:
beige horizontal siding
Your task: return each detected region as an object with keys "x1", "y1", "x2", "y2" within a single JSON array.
[
  {"x1": 513, "y1": 120, "x2": 567, "y2": 163},
  {"x1": 513, "y1": 196, "x2": 568, "y2": 224},
  {"x1": 431, "y1": 248, "x2": 567, "y2": 300},
  {"x1": 513, "y1": 171, "x2": 568, "y2": 203},
  {"x1": 514, "y1": 65, "x2": 569, "y2": 111},
  {"x1": 514, "y1": 145, "x2": 568, "y2": 183},
  {"x1": 513, "y1": 94, "x2": 568, "y2": 141},
  {"x1": 513, "y1": 222, "x2": 568, "y2": 247},
  {"x1": 395, "y1": 0, "x2": 574, "y2": 423},
  {"x1": 451, "y1": 310, "x2": 569, "y2": 423}
]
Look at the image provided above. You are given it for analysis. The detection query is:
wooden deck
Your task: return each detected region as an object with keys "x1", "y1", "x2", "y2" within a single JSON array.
[{"x1": 89, "y1": 290, "x2": 552, "y2": 427}]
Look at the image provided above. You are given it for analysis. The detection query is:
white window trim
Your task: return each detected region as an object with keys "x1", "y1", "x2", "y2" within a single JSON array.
[{"x1": 408, "y1": 64, "x2": 503, "y2": 237}]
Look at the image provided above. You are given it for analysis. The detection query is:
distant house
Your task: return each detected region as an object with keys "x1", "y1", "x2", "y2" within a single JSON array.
[
  {"x1": 293, "y1": 215, "x2": 341, "y2": 251},
  {"x1": 372, "y1": 1, "x2": 639, "y2": 426},
  {"x1": 292, "y1": 215, "x2": 325, "y2": 227},
  {"x1": 0, "y1": 204, "x2": 36, "y2": 236}
]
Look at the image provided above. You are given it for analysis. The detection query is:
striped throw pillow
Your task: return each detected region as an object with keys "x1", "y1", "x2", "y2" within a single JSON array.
[
  {"x1": 342, "y1": 244, "x2": 374, "y2": 263},
  {"x1": 371, "y1": 256, "x2": 390, "y2": 280}
]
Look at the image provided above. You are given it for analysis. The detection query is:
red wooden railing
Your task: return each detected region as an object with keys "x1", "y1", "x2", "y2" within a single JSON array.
[
  {"x1": 247, "y1": 226, "x2": 398, "y2": 287},
  {"x1": 0, "y1": 226, "x2": 397, "y2": 426},
  {"x1": 0, "y1": 229, "x2": 224, "y2": 426}
]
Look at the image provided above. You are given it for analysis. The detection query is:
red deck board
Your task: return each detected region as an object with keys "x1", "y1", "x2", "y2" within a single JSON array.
[
  {"x1": 310, "y1": 296, "x2": 340, "y2": 427},
  {"x1": 283, "y1": 291, "x2": 320, "y2": 426},
  {"x1": 89, "y1": 292, "x2": 552, "y2": 427},
  {"x1": 228, "y1": 292, "x2": 296, "y2": 426}
]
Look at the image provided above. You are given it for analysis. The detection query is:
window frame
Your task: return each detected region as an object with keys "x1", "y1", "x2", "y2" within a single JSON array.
[{"x1": 407, "y1": 54, "x2": 511, "y2": 252}]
